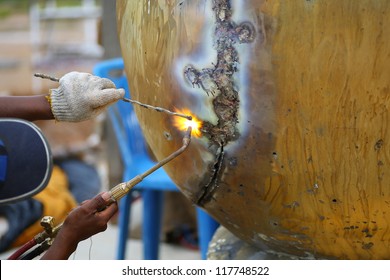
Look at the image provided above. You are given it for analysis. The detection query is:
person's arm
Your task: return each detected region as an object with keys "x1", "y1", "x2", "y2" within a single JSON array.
[
  {"x1": 41, "y1": 192, "x2": 117, "y2": 260},
  {"x1": 0, "y1": 72, "x2": 124, "y2": 123},
  {"x1": 0, "y1": 95, "x2": 54, "y2": 121}
]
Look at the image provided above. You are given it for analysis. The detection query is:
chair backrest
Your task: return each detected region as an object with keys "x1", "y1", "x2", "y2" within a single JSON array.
[{"x1": 93, "y1": 58, "x2": 149, "y2": 169}]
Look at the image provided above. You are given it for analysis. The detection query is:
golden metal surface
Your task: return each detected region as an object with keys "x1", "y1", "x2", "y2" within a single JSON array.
[{"x1": 117, "y1": 0, "x2": 390, "y2": 259}]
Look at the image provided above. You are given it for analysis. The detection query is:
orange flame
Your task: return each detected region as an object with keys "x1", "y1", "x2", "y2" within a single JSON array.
[{"x1": 173, "y1": 108, "x2": 202, "y2": 138}]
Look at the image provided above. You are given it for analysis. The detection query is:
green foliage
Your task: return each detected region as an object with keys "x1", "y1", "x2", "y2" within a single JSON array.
[{"x1": 0, "y1": 0, "x2": 29, "y2": 12}]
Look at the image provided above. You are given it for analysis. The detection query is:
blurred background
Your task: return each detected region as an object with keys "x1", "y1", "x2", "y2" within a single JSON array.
[
  {"x1": 0, "y1": 0, "x2": 202, "y2": 260},
  {"x1": 0, "y1": 0, "x2": 120, "y2": 183}
]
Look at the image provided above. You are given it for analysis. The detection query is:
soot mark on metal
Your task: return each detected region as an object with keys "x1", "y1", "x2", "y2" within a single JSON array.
[
  {"x1": 183, "y1": 0, "x2": 255, "y2": 205},
  {"x1": 196, "y1": 145, "x2": 225, "y2": 205}
]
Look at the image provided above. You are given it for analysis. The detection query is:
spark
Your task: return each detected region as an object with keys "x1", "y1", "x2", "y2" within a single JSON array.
[{"x1": 173, "y1": 108, "x2": 202, "y2": 137}]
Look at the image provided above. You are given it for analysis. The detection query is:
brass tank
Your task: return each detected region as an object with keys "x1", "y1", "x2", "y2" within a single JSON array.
[{"x1": 116, "y1": 0, "x2": 390, "y2": 259}]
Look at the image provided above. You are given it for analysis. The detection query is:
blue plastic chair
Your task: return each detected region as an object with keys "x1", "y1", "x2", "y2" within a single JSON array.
[{"x1": 93, "y1": 58, "x2": 219, "y2": 260}]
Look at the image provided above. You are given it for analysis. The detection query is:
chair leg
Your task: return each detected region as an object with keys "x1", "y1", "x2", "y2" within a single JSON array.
[
  {"x1": 116, "y1": 192, "x2": 132, "y2": 260},
  {"x1": 196, "y1": 207, "x2": 219, "y2": 260},
  {"x1": 142, "y1": 190, "x2": 164, "y2": 260}
]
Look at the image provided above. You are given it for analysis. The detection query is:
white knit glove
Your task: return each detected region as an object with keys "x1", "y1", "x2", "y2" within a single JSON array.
[{"x1": 49, "y1": 71, "x2": 125, "y2": 122}]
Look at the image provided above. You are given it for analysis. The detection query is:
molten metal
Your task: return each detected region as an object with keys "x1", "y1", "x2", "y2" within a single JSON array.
[{"x1": 173, "y1": 108, "x2": 202, "y2": 138}]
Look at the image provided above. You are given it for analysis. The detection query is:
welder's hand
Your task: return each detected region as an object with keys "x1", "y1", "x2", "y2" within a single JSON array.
[
  {"x1": 60, "y1": 192, "x2": 117, "y2": 243},
  {"x1": 41, "y1": 192, "x2": 118, "y2": 260},
  {"x1": 49, "y1": 72, "x2": 125, "y2": 122}
]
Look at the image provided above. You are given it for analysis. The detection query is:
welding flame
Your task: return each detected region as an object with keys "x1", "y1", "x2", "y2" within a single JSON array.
[{"x1": 174, "y1": 108, "x2": 202, "y2": 137}]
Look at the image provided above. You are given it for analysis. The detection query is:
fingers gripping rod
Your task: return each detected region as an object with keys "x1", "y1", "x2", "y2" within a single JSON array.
[{"x1": 34, "y1": 73, "x2": 193, "y2": 121}]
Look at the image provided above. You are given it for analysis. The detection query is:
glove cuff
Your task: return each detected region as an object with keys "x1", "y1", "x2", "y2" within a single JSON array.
[{"x1": 50, "y1": 88, "x2": 75, "y2": 122}]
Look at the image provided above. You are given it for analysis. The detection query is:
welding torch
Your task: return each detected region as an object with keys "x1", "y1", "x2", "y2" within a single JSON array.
[
  {"x1": 7, "y1": 126, "x2": 192, "y2": 260},
  {"x1": 62, "y1": 126, "x2": 192, "y2": 230}
]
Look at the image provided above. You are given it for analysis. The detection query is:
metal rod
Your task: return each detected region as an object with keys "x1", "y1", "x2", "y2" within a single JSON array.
[
  {"x1": 122, "y1": 98, "x2": 192, "y2": 120},
  {"x1": 34, "y1": 73, "x2": 60, "y2": 82},
  {"x1": 33, "y1": 72, "x2": 192, "y2": 120}
]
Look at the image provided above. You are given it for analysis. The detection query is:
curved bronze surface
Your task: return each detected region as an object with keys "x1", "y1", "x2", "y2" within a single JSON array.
[{"x1": 117, "y1": 0, "x2": 390, "y2": 259}]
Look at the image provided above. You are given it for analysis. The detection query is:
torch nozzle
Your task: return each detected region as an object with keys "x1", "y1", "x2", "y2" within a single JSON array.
[{"x1": 182, "y1": 126, "x2": 192, "y2": 146}]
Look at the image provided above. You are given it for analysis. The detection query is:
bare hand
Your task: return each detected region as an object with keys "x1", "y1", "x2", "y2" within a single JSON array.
[{"x1": 41, "y1": 192, "x2": 118, "y2": 259}]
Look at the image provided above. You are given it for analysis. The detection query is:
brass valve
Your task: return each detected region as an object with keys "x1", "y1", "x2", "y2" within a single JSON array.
[{"x1": 40, "y1": 216, "x2": 55, "y2": 236}]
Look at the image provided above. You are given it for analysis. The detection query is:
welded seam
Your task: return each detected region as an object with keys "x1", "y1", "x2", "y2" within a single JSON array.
[
  {"x1": 183, "y1": 0, "x2": 255, "y2": 205},
  {"x1": 196, "y1": 145, "x2": 225, "y2": 206},
  {"x1": 184, "y1": 0, "x2": 255, "y2": 147}
]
